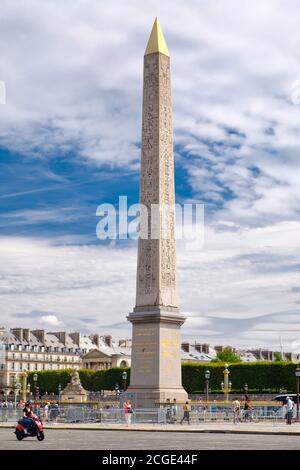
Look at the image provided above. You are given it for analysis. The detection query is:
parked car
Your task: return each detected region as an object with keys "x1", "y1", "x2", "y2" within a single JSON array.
[{"x1": 272, "y1": 394, "x2": 297, "y2": 404}]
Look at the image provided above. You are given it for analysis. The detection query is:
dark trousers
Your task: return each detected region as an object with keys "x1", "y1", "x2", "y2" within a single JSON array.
[
  {"x1": 287, "y1": 411, "x2": 293, "y2": 425},
  {"x1": 180, "y1": 411, "x2": 190, "y2": 424}
]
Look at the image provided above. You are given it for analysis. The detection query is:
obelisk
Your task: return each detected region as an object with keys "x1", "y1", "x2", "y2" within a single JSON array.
[{"x1": 127, "y1": 18, "x2": 188, "y2": 407}]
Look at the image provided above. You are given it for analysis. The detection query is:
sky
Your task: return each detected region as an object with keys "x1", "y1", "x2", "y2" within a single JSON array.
[{"x1": 1, "y1": 0, "x2": 300, "y2": 350}]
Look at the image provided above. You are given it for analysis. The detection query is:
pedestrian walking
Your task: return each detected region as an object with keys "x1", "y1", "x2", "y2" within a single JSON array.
[
  {"x1": 7, "y1": 400, "x2": 13, "y2": 420},
  {"x1": 1, "y1": 400, "x2": 8, "y2": 422},
  {"x1": 286, "y1": 396, "x2": 294, "y2": 425},
  {"x1": 232, "y1": 399, "x2": 241, "y2": 424},
  {"x1": 43, "y1": 402, "x2": 50, "y2": 423},
  {"x1": 171, "y1": 399, "x2": 178, "y2": 422},
  {"x1": 165, "y1": 399, "x2": 172, "y2": 424},
  {"x1": 123, "y1": 400, "x2": 133, "y2": 426},
  {"x1": 180, "y1": 401, "x2": 191, "y2": 425},
  {"x1": 50, "y1": 401, "x2": 60, "y2": 424},
  {"x1": 243, "y1": 399, "x2": 252, "y2": 422}
]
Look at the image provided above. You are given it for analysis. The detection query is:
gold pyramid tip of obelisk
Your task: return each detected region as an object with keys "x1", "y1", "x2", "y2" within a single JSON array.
[{"x1": 144, "y1": 17, "x2": 169, "y2": 56}]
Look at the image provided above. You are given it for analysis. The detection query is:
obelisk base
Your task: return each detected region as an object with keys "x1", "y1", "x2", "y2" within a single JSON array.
[
  {"x1": 125, "y1": 387, "x2": 188, "y2": 409},
  {"x1": 127, "y1": 309, "x2": 188, "y2": 408}
]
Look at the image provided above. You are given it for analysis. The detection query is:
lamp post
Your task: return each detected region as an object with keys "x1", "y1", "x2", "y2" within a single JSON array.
[
  {"x1": 115, "y1": 384, "x2": 119, "y2": 398},
  {"x1": 244, "y1": 383, "x2": 249, "y2": 399},
  {"x1": 295, "y1": 367, "x2": 300, "y2": 421},
  {"x1": 14, "y1": 382, "x2": 21, "y2": 409},
  {"x1": 122, "y1": 371, "x2": 127, "y2": 392},
  {"x1": 221, "y1": 364, "x2": 231, "y2": 402},
  {"x1": 58, "y1": 384, "x2": 62, "y2": 403},
  {"x1": 21, "y1": 369, "x2": 28, "y2": 401},
  {"x1": 204, "y1": 369, "x2": 211, "y2": 402},
  {"x1": 33, "y1": 373, "x2": 38, "y2": 400}
]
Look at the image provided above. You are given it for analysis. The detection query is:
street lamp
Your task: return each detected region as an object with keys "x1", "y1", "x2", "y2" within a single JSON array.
[
  {"x1": 21, "y1": 368, "x2": 28, "y2": 401},
  {"x1": 122, "y1": 371, "x2": 127, "y2": 392},
  {"x1": 58, "y1": 384, "x2": 62, "y2": 402},
  {"x1": 295, "y1": 367, "x2": 300, "y2": 421},
  {"x1": 204, "y1": 369, "x2": 211, "y2": 402},
  {"x1": 33, "y1": 373, "x2": 38, "y2": 400},
  {"x1": 221, "y1": 364, "x2": 231, "y2": 402},
  {"x1": 14, "y1": 382, "x2": 21, "y2": 409}
]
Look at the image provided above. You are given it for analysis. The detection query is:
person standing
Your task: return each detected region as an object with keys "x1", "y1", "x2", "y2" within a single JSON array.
[
  {"x1": 180, "y1": 401, "x2": 191, "y2": 425},
  {"x1": 123, "y1": 400, "x2": 133, "y2": 426},
  {"x1": 232, "y1": 399, "x2": 241, "y2": 424},
  {"x1": 43, "y1": 402, "x2": 50, "y2": 423},
  {"x1": 7, "y1": 400, "x2": 13, "y2": 420},
  {"x1": 1, "y1": 400, "x2": 8, "y2": 422},
  {"x1": 286, "y1": 396, "x2": 294, "y2": 425},
  {"x1": 51, "y1": 401, "x2": 60, "y2": 424}
]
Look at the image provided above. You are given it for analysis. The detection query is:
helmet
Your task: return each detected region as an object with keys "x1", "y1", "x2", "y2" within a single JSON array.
[{"x1": 26, "y1": 400, "x2": 33, "y2": 406}]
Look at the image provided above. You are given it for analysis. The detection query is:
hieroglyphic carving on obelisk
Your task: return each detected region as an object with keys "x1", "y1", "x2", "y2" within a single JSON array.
[
  {"x1": 127, "y1": 18, "x2": 187, "y2": 406},
  {"x1": 135, "y1": 17, "x2": 177, "y2": 310}
]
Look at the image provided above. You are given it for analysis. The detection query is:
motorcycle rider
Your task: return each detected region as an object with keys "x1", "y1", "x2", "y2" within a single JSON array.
[{"x1": 22, "y1": 400, "x2": 36, "y2": 433}]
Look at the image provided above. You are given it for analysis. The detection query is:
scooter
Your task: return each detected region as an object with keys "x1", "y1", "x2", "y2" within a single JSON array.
[{"x1": 15, "y1": 416, "x2": 45, "y2": 441}]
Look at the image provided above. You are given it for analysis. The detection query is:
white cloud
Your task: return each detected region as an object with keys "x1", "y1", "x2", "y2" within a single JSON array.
[
  {"x1": 1, "y1": 0, "x2": 300, "y2": 225},
  {"x1": 39, "y1": 315, "x2": 61, "y2": 326},
  {"x1": 1, "y1": 223, "x2": 299, "y2": 348},
  {"x1": 1, "y1": 0, "x2": 300, "y2": 348}
]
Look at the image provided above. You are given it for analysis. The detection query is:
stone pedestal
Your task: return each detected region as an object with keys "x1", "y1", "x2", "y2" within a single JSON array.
[
  {"x1": 60, "y1": 370, "x2": 87, "y2": 403},
  {"x1": 127, "y1": 309, "x2": 187, "y2": 407}
]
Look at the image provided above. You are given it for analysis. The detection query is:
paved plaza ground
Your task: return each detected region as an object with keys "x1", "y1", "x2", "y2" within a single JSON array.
[
  {"x1": 1, "y1": 428, "x2": 300, "y2": 450},
  {"x1": 1, "y1": 424, "x2": 300, "y2": 450}
]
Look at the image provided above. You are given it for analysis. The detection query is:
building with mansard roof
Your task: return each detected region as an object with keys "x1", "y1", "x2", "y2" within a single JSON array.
[{"x1": 0, "y1": 327, "x2": 130, "y2": 394}]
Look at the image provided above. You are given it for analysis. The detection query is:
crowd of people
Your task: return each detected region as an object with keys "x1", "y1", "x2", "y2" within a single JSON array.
[{"x1": 0, "y1": 399, "x2": 60, "y2": 423}]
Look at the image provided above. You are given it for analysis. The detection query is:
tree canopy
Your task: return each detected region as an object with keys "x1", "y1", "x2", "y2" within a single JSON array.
[{"x1": 211, "y1": 347, "x2": 241, "y2": 363}]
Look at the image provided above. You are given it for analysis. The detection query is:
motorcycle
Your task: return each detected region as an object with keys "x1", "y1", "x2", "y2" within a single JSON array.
[{"x1": 15, "y1": 416, "x2": 45, "y2": 441}]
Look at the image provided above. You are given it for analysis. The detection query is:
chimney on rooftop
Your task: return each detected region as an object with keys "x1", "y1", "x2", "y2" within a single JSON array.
[
  {"x1": 11, "y1": 328, "x2": 23, "y2": 343},
  {"x1": 23, "y1": 329, "x2": 30, "y2": 343},
  {"x1": 90, "y1": 334, "x2": 100, "y2": 349},
  {"x1": 31, "y1": 330, "x2": 45, "y2": 344},
  {"x1": 69, "y1": 332, "x2": 80, "y2": 347},
  {"x1": 50, "y1": 331, "x2": 66, "y2": 345},
  {"x1": 104, "y1": 335, "x2": 112, "y2": 348},
  {"x1": 181, "y1": 342, "x2": 190, "y2": 353}
]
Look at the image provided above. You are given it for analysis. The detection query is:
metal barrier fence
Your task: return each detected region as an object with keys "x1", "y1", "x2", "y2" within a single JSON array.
[
  {"x1": 0, "y1": 404, "x2": 295, "y2": 426},
  {"x1": 46, "y1": 406, "x2": 167, "y2": 425},
  {"x1": 0, "y1": 408, "x2": 22, "y2": 422}
]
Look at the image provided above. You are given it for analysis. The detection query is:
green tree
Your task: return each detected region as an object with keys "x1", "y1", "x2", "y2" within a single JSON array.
[
  {"x1": 274, "y1": 352, "x2": 283, "y2": 362},
  {"x1": 211, "y1": 347, "x2": 241, "y2": 363}
]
